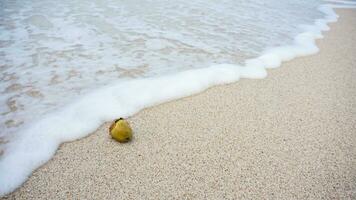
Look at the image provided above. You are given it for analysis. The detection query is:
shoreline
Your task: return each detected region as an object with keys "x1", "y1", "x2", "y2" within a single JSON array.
[
  {"x1": 2, "y1": 8, "x2": 356, "y2": 199},
  {"x1": 0, "y1": 3, "x2": 341, "y2": 194}
]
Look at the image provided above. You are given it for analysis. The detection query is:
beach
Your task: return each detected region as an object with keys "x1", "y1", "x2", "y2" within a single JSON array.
[{"x1": 2, "y1": 8, "x2": 356, "y2": 199}]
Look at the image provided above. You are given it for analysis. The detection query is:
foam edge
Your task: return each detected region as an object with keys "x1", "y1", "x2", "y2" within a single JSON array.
[{"x1": 0, "y1": 2, "x2": 354, "y2": 196}]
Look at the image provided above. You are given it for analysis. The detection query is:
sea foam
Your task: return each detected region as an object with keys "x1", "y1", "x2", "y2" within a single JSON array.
[{"x1": 0, "y1": 1, "x2": 355, "y2": 196}]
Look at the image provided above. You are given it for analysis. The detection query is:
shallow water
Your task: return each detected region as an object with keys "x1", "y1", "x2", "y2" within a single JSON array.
[
  {"x1": 3, "y1": 0, "x2": 356, "y2": 196},
  {"x1": 0, "y1": 0, "x2": 324, "y2": 139}
]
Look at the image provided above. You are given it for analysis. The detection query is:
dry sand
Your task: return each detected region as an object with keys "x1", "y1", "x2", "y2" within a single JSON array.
[{"x1": 2, "y1": 9, "x2": 356, "y2": 199}]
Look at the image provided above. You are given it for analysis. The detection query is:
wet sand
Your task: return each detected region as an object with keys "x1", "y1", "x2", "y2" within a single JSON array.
[{"x1": 3, "y1": 9, "x2": 356, "y2": 199}]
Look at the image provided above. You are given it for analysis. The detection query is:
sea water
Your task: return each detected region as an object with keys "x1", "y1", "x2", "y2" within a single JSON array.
[{"x1": 0, "y1": 0, "x2": 355, "y2": 196}]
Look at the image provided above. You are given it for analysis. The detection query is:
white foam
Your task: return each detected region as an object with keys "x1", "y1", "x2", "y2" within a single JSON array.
[
  {"x1": 0, "y1": 2, "x2": 355, "y2": 196},
  {"x1": 0, "y1": 0, "x2": 325, "y2": 138},
  {"x1": 324, "y1": 0, "x2": 356, "y2": 5}
]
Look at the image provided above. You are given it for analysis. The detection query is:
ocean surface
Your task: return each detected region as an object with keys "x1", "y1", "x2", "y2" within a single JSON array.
[
  {"x1": 0, "y1": 0, "x2": 325, "y2": 138},
  {"x1": 0, "y1": 0, "x2": 355, "y2": 196}
]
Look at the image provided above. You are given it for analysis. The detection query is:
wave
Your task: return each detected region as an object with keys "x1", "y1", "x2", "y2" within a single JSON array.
[{"x1": 0, "y1": 1, "x2": 355, "y2": 196}]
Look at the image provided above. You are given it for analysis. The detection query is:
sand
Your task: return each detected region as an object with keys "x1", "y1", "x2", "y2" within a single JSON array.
[{"x1": 2, "y1": 9, "x2": 356, "y2": 199}]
